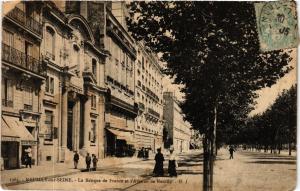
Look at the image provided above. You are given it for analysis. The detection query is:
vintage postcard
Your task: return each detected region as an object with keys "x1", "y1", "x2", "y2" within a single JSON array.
[{"x1": 1, "y1": 1, "x2": 297, "y2": 191}]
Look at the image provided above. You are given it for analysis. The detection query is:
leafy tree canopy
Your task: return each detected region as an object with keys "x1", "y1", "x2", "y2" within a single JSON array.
[{"x1": 127, "y1": 2, "x2": 293, "y2": 135}]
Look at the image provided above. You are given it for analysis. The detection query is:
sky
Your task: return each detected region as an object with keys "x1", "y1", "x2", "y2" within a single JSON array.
[{"x1": 250, "y1": 49, "x2": 297, "y2": 116}]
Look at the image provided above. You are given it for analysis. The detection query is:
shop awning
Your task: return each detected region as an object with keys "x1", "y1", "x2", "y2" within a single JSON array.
[
  {"x1": 107, "y1": 128, "x2": 136, "y2": 145},
  {"x1": 1, "y1": 117, "x2": 20, "y2": 141},
  {"x1": 3, "y1": 116, "x2": 36, "y2": 145}
]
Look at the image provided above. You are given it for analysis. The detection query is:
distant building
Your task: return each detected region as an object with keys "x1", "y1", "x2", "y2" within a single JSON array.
[
  {"x1": 134, "y1": 42, "x2": 164, "y2": 152},
  {"x1": 163, "y1": 92, "x2": 192, "y2": 152},
  {"x1": 190, "y1": 129, "x2": 203, "y2": 149}
]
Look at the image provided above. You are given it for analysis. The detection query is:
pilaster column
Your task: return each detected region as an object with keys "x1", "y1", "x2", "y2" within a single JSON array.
[
  {"x1": 60, "y1": 87, "x2": 68, "y2": 161},
  {"x1": 98, "y1": 95, "x2": 105, "y2": 159},
  {"x1": 72, "y1": 98, "x2": 80, "y2": 151},
  {"x1": 83, "y1": 94, "x2": 91, "y2": 150}
]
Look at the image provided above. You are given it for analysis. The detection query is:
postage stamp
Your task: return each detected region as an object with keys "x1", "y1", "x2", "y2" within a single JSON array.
[{"x1": 255, "y1": 1, "x2": 298, "y2": 52}]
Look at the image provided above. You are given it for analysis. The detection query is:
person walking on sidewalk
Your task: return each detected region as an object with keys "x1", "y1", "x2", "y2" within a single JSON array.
[
  {"x1": 73, "y1": 151, "x2": 79, "y2": 169},
  {"x1": 229, "y1": 146, "x2": 235, "y2": 159},
  {"x1": 168, "y1": 148, "x2": 178, "y2": 177},
  {"x1": 85, "y1": 153, "x2": 91, "y2": 171},
  {"x1": 25, "y1": 146, "x2": 32, "y2": 168},
  {"x1": 92, "y1": 154, "x2": 98, "y2": 171},
  {"x1": 153, "y1": 148, "x2": 164, "y2": 177}
]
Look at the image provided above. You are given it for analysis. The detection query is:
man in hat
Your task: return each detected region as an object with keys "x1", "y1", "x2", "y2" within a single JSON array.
[
  {"x1": 25, "y1": 146, "x2": 32, "y2": 168},
  {"x1": 85, "y1": 153, "x2": 91, "y2": 171},
  {"x1": 73, "y1": 151, "x2": 79, "y2": 169}
]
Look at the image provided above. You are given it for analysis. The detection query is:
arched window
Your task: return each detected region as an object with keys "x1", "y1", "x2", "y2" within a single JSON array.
[{"x1": 45, "y1": 26, "x2": 55, "y2": 60}]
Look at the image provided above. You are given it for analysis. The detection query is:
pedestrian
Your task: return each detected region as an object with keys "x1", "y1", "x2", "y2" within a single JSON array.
[
  {"x1": 73, "y1": 151, "x2": 79, "y2": 169},
  {"x1": 25, "y1": 146, "x2": 32, "y2": 168},
  {"x1": 138, "y1": 149, "x2": 143, "y2": 158},
  {"x1": 145, "y1": 148, "x2": 149, "y2": 159},
  {"x1": 141, "y1": 147, "x2": 145, "y2": 159},
  {"x1": 229, "y1": 146, "x2": 235, "y2": 159},
  {"x1": 168, "y1": 148, "x2": 178, "y2": 177},
  {"x1": 85, "y1": 153, "x2": 91, "y2": 171},
  {"x1": 153, "y1": 148, "x2": 164, "y2": 177},
  {"x1": 92, "y1": 154, "x2": 98, "y2": 171}
]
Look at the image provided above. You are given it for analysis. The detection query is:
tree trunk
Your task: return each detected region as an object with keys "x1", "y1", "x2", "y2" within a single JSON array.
[
  {"x1": 210, "y1": 106, "x2": 217, "y2": 189},
  {"x1": 288, "y1": 141, "x2": 292, "y2": 156},
  {"x1": 213, "y1": 106, "x2": 217, "y2": 158},
  {"x1": 203, "y1": 105, "x2": 217, "y2": 191},
  {"x1": 203, "y1": 135, "x2": 212, "y2": 191}
]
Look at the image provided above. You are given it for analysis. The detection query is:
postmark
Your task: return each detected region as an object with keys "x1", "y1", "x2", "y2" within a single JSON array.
[{"x1": 255, "y1": 1, "x2": 298, "y2": 51}]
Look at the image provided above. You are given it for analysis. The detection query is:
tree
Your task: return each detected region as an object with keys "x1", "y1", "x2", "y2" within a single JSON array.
[
  {"x1": 127, "y1": 2, "x2": 293, "y2": 190},
  {"x1": 233, "y1": 85, "x2": 296, "y2": 155}
]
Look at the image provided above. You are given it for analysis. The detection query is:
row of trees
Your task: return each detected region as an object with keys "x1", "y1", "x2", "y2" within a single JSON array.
[
  {"x1": 233, "y1": 85, "x2": 296, "y2": 155},
  {"x1": 127, "y1": 2, "x2": 293, "y2": 190}
]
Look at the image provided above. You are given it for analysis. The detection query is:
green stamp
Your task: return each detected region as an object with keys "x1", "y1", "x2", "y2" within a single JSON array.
[{"x1": 255, "y1": 1, "x2": 298, "y2": 51}]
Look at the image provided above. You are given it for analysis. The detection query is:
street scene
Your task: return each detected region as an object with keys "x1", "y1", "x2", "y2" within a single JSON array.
[
  {"x1": 2, "y1": 149, "x2": 296, "y2": 191},
  {"x1": 1, "y1": 1, "x2": 297, "y2": 191}
]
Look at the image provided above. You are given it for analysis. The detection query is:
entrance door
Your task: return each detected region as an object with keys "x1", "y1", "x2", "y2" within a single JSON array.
[
  {"x1": 1, "y1": 142, "x2": 19, "y2": 169},
  {"x1": 106, "y1": 130, "x2": 116, "y2": 156},
  {"x1": 67, "y1": 102, "x2": 74, "y2": 150}
]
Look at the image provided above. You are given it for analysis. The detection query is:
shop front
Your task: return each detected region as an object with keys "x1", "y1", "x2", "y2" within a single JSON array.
[
  {"x1": 2, "y1": 116, "x2": 37, "y2": 168},
  {"x1": 1, "y1": 117, "x2": 20, "y2": 169},
  {"x1": 105, "y1": 128, "x2": 135, "y2": 157}
]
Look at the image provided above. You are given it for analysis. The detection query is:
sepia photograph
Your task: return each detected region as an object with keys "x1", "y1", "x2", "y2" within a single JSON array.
[{"x1": 0, "y1": 1, "x2": 297, "y2": 191}]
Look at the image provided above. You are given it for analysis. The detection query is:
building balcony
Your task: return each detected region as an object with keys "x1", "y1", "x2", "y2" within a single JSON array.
[
  {"x1": 45, "y1": 51, "x2": 55, "y2": 61},
  {"x1": 5, "y1": 6, "x2": 42, "y2": 36},
  {"x1": 83, "y1": 68, "x2": 97, "y2": 84},
  {"x1": 2, "y1": 99, "x2": 13, "y2": 108},
  {"x1": 148, "y1": 108, "x2": 160, "y2": 119},
  {"x1": 2, "y1": 43, "x2": 46, "y2": 77},
  {"x1": 24, "y1": 104, "x2": 33, "y2": 111},
  {"x1": 146, "y1": 87, "x2": 159, "y2": 102}
]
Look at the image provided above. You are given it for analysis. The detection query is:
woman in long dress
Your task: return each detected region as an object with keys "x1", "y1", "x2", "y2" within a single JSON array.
[
  {"x1": 153, "y1": 148, "x2": 164, "y2": 176},
  {"x1": 168, "y1": 149, "x2": 178, "y2": 177}
]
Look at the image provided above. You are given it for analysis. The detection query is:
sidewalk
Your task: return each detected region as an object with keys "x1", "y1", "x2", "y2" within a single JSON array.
[
  {"x1": 213, "y1": 148, "x2": 296, "y2": 191},
  {"x1": 1, "y1": 156, "x2": 144, "y2": 187}
]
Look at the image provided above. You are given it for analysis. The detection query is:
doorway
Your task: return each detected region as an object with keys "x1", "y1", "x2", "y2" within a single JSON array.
[{"x1": 67, "y1": 102, "x2": 74, "y2": 150}]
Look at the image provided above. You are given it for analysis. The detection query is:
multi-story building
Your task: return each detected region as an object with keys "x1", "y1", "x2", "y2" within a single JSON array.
[
  {"x1": 163, "y1": 92, "x2": 192, "y2": 152},
  {"x1": 134, "y1": 42, "x2": 164, "y2": 152},
  {"x1": 40, "y1": 1, "x2": 107, "y2": 163},
  {"x1": 1, "y1": 2, "x2": 46, "y2": 169},
  {"x1": 1, "y1": 2, "x2": 192, "y2": 168},
  {"x1": 63, "y1": 1, "x2": 138, "y2": 157},
  {"x1": 104, "y1": 2, "x2": 137, "y2": 157}
]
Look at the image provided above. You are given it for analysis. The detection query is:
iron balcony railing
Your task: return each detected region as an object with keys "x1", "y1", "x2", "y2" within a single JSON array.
[
  {"x1": 148, "y1": 108, "x2": 160, "y2": 119},
  {"x1": 2, "y1": 43, "x2": 47, "y2": 77},
  {"x1": 2, "y1": 99, "x2": 13, "y2": 107},
  {"x1": 6, "y1": 6, "x2": 42, "y2": 35},
  {"x1": 45, "y1": 51, "x2": 55, "y2": 61}
]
